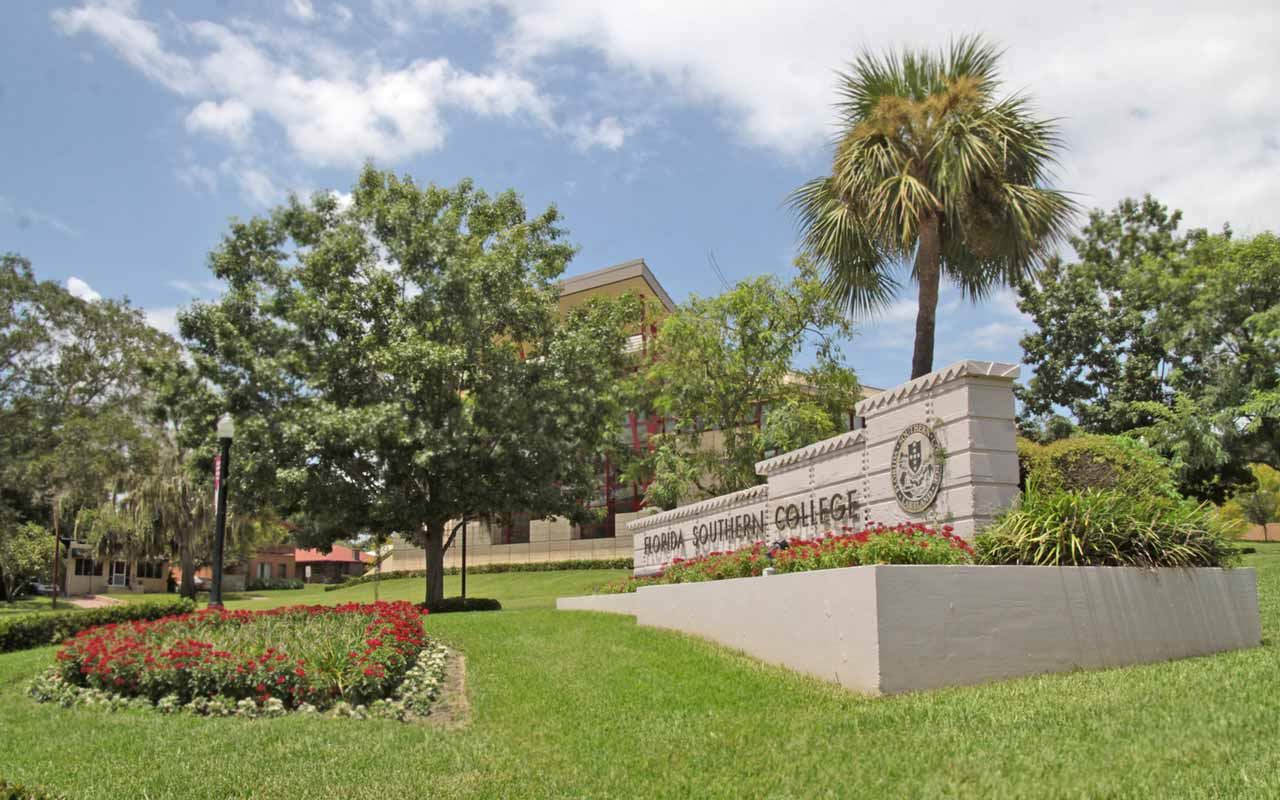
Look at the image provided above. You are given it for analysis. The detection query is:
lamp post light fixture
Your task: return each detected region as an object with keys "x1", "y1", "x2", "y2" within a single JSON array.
[{"x1": 209, "y1": 413, "x2": 235, "y2": 608}]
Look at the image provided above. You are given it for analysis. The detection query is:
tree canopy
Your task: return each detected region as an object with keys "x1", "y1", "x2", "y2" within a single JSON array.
[
  {"x1": 791, "y1": 35, "x2": 1075, "y2": 379},
  {"x1": 180, "y1": 166, "x2": 639, "y2": 604},
  {"x1": 627, "y1": 260, "x2": 860, "y2": 508},
  {"x1": 1017, "y1": 196, "x2": 1280, "y2": 500}
]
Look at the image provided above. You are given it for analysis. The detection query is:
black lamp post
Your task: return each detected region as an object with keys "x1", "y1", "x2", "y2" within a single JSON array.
[{"x1": 209, "y1": 413, "x2": 234, "y2": 608}]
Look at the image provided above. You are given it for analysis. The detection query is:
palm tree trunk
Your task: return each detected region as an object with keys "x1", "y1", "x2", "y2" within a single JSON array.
[
  {"x1": 911, "y1": 213, "x2": 943, "y2": 379},
  {"x1": 424, "y1": 519, "x2": 445, "y2": 607}
]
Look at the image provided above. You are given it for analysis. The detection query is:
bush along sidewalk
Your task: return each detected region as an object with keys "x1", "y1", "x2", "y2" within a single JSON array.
[
  {"x1": 597, "y1": 523, "x2": 973, "y2": 593},
  {"x1": 325, "y1": 558, "x2": 633, "y2": 591},
  {"x1": 0, "y1": 597, "x2": 196, "y2": 653}
]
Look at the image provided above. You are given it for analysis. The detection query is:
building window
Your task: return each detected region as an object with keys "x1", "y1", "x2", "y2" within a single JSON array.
[
  {"x1": 137, "y1": 562, "x2": 165, "y2": 580},
  {"x1": 278, "y1": 564, "x2": 288, "y2": 579},
  {"x1": 74, "y1": 558, "x2": 101, "y2": 577},
  {"x1": 257, "y1": 562, "x2": 270, "y2": 580}
]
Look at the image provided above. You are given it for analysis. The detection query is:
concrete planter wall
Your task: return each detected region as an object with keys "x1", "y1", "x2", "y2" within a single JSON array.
[{"x1": 556, "y1": 565, "x2": 1261, "y2": 695}]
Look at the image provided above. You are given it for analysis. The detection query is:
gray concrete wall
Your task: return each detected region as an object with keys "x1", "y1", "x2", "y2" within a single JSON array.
[
  {"x1": 557, "y1": 565, "x2": 1261, "y2": 695},
  {"x1": 873, "y1": 565, "x2": 1262, "y2": 693}
]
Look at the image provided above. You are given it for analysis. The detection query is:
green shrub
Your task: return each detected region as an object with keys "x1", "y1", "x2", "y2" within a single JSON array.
[
  {"x1": 1018, "y1": 435, "x2": 1178, "y2": 498},
  {"x1": 976, "y1": 484, "x2": 1238, "y2": 568},
  {"x1": 421, "y1": 597, "x2": 502, "y2": 614},
  {"x1": 0, "y1": 597, "x2": 196, "y2": 653},
  {"x1": 325, "y1": 558, "x2": 632, "y2": 591},
  {"x1": 245, "y1": 577, "x2": 304, "y2": 591},
  {"x1": 0, "y1": 778, "x2": 65, "y2": 800}
]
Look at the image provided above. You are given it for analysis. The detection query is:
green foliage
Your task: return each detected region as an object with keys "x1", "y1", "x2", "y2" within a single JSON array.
[
  {"x1": 1017, "y1": 434, "x2": 1178, "y2": 498},
  {"x1": 421, "y1": 597, "x2": 501, "y2": 613},
  {"x1": 976, "y1": 485, "x2": 1238, "y2": 568},
  {"x1": 179, "y1": 167, "x2": 640, "y2": 606},
  {"x1": 1219, "y1": 464, "x2": 1280, "y2": 540},
  {"x1": 1, "y1": 253, "x2": 178, "y2": 547},
  {"x1": 0, "y1": 597, "x2": 195, "y2": 653},
  {"x1": 791, "y1": 35, "x2": 1075, "y2": 379},
  {"x1": 0, "y1": 522, "x2": 53, "y2": 601},
  {"x1": 324, "y1": 559, "x2": 633, "y2": 591},
  {"x1": 1017, "y1": 196, "x2": 1280, "y2": 501},
  {"x1": 245, "y1": 577, "x2": 305, "y2": 591},
  {"x1": 626, "y1": 259, "x2": 858, "y2": 507}
]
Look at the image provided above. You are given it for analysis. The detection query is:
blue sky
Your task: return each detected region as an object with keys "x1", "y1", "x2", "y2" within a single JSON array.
[{"x1": 2, "y1": 1, "x2": 1276, "y2": 390}]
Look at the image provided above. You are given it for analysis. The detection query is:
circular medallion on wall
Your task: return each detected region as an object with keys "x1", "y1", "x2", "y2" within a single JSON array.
[{"x1": 891, "y1": 423, "x2": 945, "y2": 513}]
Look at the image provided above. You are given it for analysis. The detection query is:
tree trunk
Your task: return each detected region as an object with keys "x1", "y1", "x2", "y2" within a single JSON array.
[
  {"x1": 910, "y1": 213, "x2": 943, "y2": 380},
  {"x1": 424, "y1": 519, "x2": 445, "y2": 607},
  {"x1": 179, "y1": 540, "x2": 196, "y2": 599}
]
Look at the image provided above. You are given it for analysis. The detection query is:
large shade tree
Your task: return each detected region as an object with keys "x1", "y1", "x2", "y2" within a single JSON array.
[
  {"x1": 791, "y1": 36, "x2": 1075, "y2": 379},
  {"x1": 181, "y1": 166, "x2": 638, "y2": 605}
]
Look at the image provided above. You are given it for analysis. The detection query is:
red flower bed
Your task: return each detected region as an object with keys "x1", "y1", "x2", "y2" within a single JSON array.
[
  {"x1": 54, "y1": 601, "x2": 429, "y2": 709},
  {"x1": 602, "y1": 522, "x2": 974, "y2": 593}
]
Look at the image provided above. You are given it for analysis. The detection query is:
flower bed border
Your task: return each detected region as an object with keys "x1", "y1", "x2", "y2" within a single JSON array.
[{"x1": 29, "y1": 640, "x2": 452, "y2": 722}]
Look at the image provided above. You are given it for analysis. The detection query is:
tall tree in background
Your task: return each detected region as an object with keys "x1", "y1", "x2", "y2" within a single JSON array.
[
  {"x1": 181, "y1": 166, "x2": 638, "y2": 606},
  {"x1": 791, "y1": 36, "x2": 1075, "y2": 379},
  {"x1": 628, "y1": 259, "x2": 860, "y2": 507},
  {"x1": 1, "y1": 254, "x2": 173, "y2": 586},
  {"x1": 1018, "y1": 196, "x2": 1280, "y2": 501}
]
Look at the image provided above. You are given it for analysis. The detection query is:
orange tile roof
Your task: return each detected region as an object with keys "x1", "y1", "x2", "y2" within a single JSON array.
[{"x1": 293, "y1": 545, "x2": 373, "y2": 564}]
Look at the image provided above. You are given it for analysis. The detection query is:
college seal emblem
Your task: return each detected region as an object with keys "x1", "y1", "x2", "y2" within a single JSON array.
[{"x1": 891, "y1": 423, "x2": 944, "y2": 513}]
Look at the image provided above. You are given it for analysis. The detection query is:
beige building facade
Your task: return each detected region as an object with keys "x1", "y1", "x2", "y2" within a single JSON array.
[{"x1": 60, "y1": 540, "x2": 171, "y2": 596}]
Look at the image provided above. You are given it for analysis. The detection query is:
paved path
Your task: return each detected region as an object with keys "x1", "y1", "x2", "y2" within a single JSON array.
[{"x1": 66, "y1": 594, "x2": 125, "y2": 609}]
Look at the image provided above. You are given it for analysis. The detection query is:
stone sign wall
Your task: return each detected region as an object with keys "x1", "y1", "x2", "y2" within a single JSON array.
[{"x1": 630, "y1": 360, "x2": 1021, "y2": 575}]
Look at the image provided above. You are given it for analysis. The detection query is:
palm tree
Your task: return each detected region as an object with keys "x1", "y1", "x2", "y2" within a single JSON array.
[{"x1": 791, "y1": 36, "x2": 1076, "y2": 379}]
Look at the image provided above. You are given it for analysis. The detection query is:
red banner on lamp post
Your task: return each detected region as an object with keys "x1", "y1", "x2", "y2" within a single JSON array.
[{"x1": 213, "y1": 454, "x2": 222, "y2": 508}]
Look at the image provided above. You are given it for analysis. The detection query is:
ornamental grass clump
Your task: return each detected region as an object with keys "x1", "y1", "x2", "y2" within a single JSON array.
[
  {"x1": 598, "y1": 522, "x2": 973, "y2": 593},
  {"x1": 43, "y1": 601, "x2": 438, "y2": 713},
  {"x1": 975, "y1": 485, "x2": 1239, "y2": 568}
]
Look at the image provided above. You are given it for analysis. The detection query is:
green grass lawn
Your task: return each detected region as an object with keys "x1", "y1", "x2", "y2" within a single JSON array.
[
  {"x1": 0, "y1": 597, "x2": 54, "y2": 615},
  {"x1": 2, "y1": 553, "x2": 1279, "y2": 798}
]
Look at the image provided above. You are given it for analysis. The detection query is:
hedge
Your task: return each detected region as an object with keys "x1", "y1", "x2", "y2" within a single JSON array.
[
  {"x1": 245, "y1": 577, "x2": 305, "y2": 591},
  {"x1": 0, "y1": 597, "x2": 196, "y2": 653},
  {"x1": 1017, "y1": 434, "x2": 1178, "y2": 498},
  {"x1": 324, "y1": 558, "x2": 633, "y2": 591},
  {"x1": 421, "y1": 597, "x2": 502, "y2": 613},
  {"x1": 1, "y1": 778, "x2": 65, "y2": 800}
]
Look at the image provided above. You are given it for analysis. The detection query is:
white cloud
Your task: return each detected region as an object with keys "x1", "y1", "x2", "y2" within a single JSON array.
[
  {"x1": 168, "y1": 278, "x2": 223, "y2": 297},
  {"x1": 285, "y1": 0, "x2": 316, "y2": 22},
  {"x1": 51, "y1": 0, "x2": 203, "y2": 94},
  {"x1": 221, "y1": 161, "x2": 282, "y2": 207},
  {"x1": 144, "y1": 306, "x2": 181, "y2": 336},
  {"x1": 184, "y1": 99, "x2": 254, "y2": 147},
  {"x1": 468, "y1": 0, "x2": 1277, "y2": 232},
  {"x1": 66, "y1": 276, "x2": 102, "y2": 302},
  {"x1": 569, "y1": 115, "x2": 626, "y2": 151},
  {"x1": 175, "y1": 162, "x2": 218, "y2": 193},
  {"x1": 54, "y1": 2, "x2": 566, "y2": 167}
]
